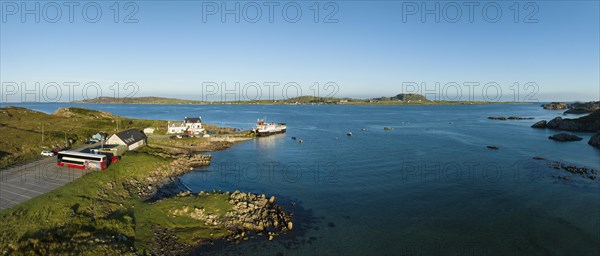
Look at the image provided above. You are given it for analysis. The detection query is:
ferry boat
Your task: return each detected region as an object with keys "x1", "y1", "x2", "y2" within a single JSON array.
[{"x1": 253, "y1": 118, "x2": 286, "y2": 136}]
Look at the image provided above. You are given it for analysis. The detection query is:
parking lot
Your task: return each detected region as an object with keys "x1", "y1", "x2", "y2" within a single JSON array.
[{"x1": 0, "y1": 142, "x2": 100, "y2": 210}]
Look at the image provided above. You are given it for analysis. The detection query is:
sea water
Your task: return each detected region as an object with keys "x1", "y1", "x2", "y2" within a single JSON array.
[{"x1": 11, "y1": 103, "x2": 600, "y2": 255}]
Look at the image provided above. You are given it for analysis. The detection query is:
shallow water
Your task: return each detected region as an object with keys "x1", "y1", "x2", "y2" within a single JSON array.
[{"x1": 11, "y1": 103, "x2": 600, "y2": 255}]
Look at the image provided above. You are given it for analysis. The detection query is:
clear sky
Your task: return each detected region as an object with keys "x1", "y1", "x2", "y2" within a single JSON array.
[{"x1": 1, "y1": 1, "x2": 599, "y2": 102}]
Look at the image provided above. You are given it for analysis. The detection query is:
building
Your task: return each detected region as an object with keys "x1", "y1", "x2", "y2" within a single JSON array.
[
  {"x1": 91, "y1": 144, "x2": 127, "y2": 162},
  {"x1": 143, "y1": 127, "x2": 155, "y2": 134},
  {"x1": 91, "y1": 132, "x2": 108, "y2": 141},
  {"x1": 106, "y1": 129, "x2": 147, "y2": 151},
  {"x1": 168, "y1": 117, "x2": 205, "y2": 134}
]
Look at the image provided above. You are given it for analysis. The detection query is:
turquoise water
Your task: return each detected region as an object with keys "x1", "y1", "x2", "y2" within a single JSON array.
[{"x1": 10, "y1": 103, "x2": 600, "y2": 255}]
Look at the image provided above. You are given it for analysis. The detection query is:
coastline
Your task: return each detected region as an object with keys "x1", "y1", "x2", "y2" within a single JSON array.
[
  {"x1": 68, "y1": 101, "x2": 530, "y2": 106},
  {"x1": 0, "y1": 107, "x2": 293, "y2": 255}
]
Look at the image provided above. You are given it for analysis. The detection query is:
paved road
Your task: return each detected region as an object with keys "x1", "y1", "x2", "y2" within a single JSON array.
[{"x1": 0, "y1": 142, "x2": 101, "y2": 210}]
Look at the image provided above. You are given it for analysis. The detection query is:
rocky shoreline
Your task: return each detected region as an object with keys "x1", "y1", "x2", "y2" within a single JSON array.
[
  {"x1": 544, "y1": 160, "x2": 598, "y2": 181},
  {"x1": 541, "y1": 101, "x2": 600, "y2": 114},
  {"x1": 112, "y1": 147, "x2": 294, "y2": 254},
  {"x1": 89, "y1": 142, "x2": 296, "y2": 255},
  {"x1": 530, "y1": 109, "x2": 600, "y2": 149},
  {"x1": 149, "y1": 190, "x2": 294, "y2": 255}
]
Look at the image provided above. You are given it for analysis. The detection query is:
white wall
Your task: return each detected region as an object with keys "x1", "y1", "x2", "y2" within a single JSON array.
[
  {"x1": 106, "y1": 135, "x2": 124, "y2": 145},
  {"x1": 128, "y1": 140, "x2": 146, "y2": 150}
]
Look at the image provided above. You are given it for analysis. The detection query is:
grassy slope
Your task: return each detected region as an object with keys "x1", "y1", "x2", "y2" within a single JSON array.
[
  {"x1": 0, "y1": 106, "x2": 167, "y2": 168},
  {"x1": 0, "y1": 152, "x2": 232, "y2": 254}
]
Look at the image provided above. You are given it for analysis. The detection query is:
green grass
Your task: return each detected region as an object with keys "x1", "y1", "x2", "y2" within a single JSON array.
[
  {"x1": 134, "y1": 194, "x2": 232, "y2": 250},
  {"x1": 0, "y1": 106, "x2": 168, "y2": 168},
  {"x1": 0, "y1": 152, "x2": 233, "y2": 254}
]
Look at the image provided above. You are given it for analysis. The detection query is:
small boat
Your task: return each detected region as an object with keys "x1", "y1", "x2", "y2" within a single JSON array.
[
  {"x1": 346, "y1": 132, "x2": 352, "y2": 136},
  {"x1": 291, "y1": 137, "x2": 297, "y2": 140},
  {"x1": 253, "y1": 118, "x2": 286, "y2": 137},
  {"x1": 299, "y1": 139, "x2": 304, "y2": 143}
]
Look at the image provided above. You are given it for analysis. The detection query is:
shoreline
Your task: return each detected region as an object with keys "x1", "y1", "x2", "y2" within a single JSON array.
[
  {"x1": 0, "y1": 108, "x2": 294, "y2": 255},
  {"x1": 0, "y1": 139, "x2": 295, "y2": 254}
]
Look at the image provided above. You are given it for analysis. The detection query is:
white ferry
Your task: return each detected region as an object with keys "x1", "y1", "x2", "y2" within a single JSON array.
[{"x1": 253, "y1": 118, "x2": 286, "y2": 136}]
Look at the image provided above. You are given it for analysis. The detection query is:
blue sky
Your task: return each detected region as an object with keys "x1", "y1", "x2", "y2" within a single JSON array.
[{"x1": 1, "y1": 1, "x2": 599, "y2": 102}]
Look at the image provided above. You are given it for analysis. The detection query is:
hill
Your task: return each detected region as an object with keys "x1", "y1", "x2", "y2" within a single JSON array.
[
  {"x1": 73, "y1": 97, "x2": 205, "y2": 104},
  {"x1": 0, "y1": 106, "x2": 165, "y2": 168},
  {"x1": 74, "y1": 94, "x2": 430, "y2": 105}
]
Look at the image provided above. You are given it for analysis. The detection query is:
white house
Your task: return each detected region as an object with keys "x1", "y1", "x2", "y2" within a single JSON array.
[
  {"x1": 106, "y1": 129, "x2": 147, "y2": 151},
  {"x1": 168, "y1": 117, "x2": 205, "y2": 134},
  {"x1": 143, "y1": 127, "x2": 155, "y2": 134}
]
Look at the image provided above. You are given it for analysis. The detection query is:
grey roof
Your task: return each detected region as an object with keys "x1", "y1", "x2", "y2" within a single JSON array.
[
  {"x1": 184, "y1": 117, "x2": 201, "y2": 123},
  {"x1": 113, "y1": 129, "x2": 147, "y2": 145}
]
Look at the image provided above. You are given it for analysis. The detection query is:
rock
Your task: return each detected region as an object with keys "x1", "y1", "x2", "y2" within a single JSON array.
[
  {"x1": 269, "y1": 196, "x2": 276, "y2": 204},
  {"x1": 588, "y1": 132, "x2": 600, "y2": 149},
  {"x1": 564, "y1": 101, "x2": 600, "y2": 114},
  {"x1": 531, "y1": 120, "x2": 547, "y2": 128},
  {"x1": 486, "y1": 146, "x2": 499, "y2": 150},
  {"x1": 542, "y1": 102, "x2": 568, "y2": 110},
  {"x1": 269, "y1": 235, "x2": 274, "y2": 241},
  {"x1": 543, "y1": 111, "x2": 600, "y2": 132},
  {"x1": 546, "y1": 117, "x2": 564, "y2": 129},
  {"x1": 508, "y1": 116, "x2": 534, "y2": 120},
  {"x1": 383, "y1": 127, "x2": 394, "y2": 131},
  {"x1": 565, "y1": 108, "x2": 592, "y2": 114},
  {"x1": 548, "y1": 133, "x2": 583, "y2": 142},
  {"x1": 287, "y1": 221, "x2": 293, "y2": 230},
  {"x1": 532, "y1": 156, "x2": 545, "y2": 160},
  {"x1": 546, "y1": 117, "x2": 582, "y2": 131},
  {"x1": 488, "y1": 116, "x2": 534, "y2": 120}
]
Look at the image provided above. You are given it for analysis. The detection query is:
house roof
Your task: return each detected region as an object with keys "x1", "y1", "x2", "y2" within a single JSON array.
[
  {"x1": 112, "y1": 129, "x2": 147, "y2": 145},
  {"x1": 184, "y1": 117, "x2": 201, "y2": 123}
]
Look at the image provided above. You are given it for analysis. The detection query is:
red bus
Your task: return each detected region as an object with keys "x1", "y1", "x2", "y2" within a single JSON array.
[{"x1": 57, "y1": 151, "x2": 108, "y2": 170}]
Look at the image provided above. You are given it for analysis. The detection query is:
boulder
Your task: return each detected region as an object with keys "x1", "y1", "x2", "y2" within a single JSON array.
[
  {"x1": 531, "y1": 120, "x2": 547, "y2": 128},
  {"x1": 548, "y1": 133, "x2": 582, "y2": 142},
  {"x1": 588, "y1": 132, "x2": 600, "y2": 148}
]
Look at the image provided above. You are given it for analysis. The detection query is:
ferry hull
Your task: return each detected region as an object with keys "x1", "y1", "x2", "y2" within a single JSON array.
[{"x1": 256, "y1": 128, "x2": 286, "y2": 137}]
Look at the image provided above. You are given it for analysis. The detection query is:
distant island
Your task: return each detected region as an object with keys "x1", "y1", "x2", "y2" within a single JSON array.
[{"x1": 73, "y1": 94, "x2": 514, "y2": 105}]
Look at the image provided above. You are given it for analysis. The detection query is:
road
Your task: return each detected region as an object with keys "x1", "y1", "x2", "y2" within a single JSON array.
[{"x1": 0, "y1": 142, "x2": 102, "y2": 210}]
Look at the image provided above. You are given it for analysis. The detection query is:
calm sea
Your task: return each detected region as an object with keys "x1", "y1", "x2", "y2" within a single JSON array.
[{"x1": 8, "y1": 103, "x2": 600, "y2": 255}]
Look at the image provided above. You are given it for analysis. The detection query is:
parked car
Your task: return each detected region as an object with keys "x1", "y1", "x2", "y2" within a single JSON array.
[
  {"x1": 84, "y1": 141, "x2": 95, "y2": 144},
  {"x1": 176, "y1": 134, "x2": 190, "y2": 139},
  {"x1": 41, "y1": 150, "x2": 55, "y2": 157}
]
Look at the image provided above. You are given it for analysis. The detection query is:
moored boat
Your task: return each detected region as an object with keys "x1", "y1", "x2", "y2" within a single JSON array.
[{"x1": 253, "y1": 118, "x2": 286, "y2": 136}]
